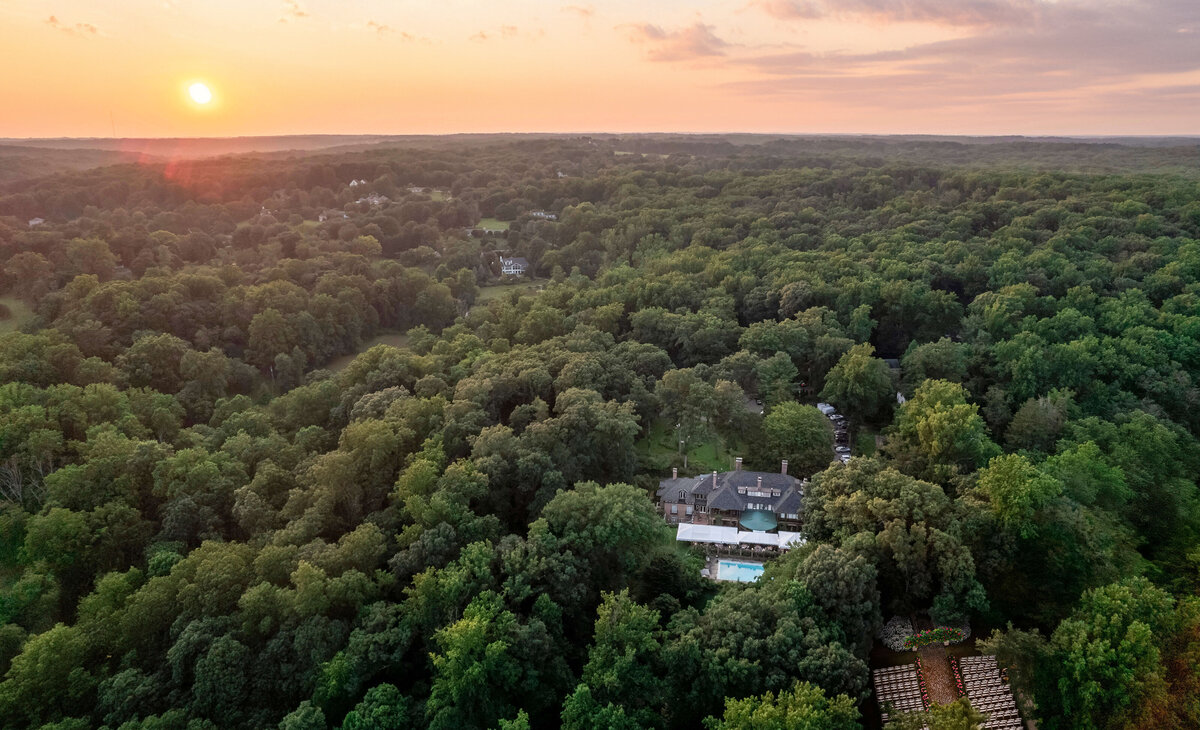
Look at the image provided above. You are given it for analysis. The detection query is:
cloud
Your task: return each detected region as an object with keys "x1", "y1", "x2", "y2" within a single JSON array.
[
  {"x1": 563, "y1": 5, "x2": 595, "y2": 19},
  {"x1": 366, "y1": 21, "x2": 417, "y2": 40},
  {"x1": 751, "y1": 1, "x2": 822, "y2": 20},
  {"x1": 750, "y1": 0, "x2": 1038, "y2": 27},
  {"x1": 730, "y1": 0, "x2": 1200, "y2": 111},
  {"x1": 279, "y1": 0, "x2": 309, "y2": 23},
  {"x1": 471, "y1": 25, "x2": 540, "y2": 42},
  {"x1": 45, "y1": 15, "x2": 100, "y2": 36},
  {"x1": 623, "y1": 22, "x2": 729, "y2": 62}
]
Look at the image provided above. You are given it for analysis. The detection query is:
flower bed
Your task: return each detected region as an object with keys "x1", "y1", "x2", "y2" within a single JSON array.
[
  {"x1": 949, "y1": 656, "x2": 966, "y2": 698},
  {"x1": 915, "y1": 655, "x2": 931, "y2": 709},
  {"x1": 879, "y1": 617, "x2": 971, "y2": 652},
  {"x1": 902, "y1": 626, "x2": 966, "y2": 650}
]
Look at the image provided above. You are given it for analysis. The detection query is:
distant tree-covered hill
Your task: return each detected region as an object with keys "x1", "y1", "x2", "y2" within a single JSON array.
[{"x1": 0, "y1": 145, "x2": 150, "y2": 186}]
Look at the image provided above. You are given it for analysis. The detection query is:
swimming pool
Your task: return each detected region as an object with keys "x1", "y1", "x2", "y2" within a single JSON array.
[{"x1": 718, "y1": 559, "x2": 765, "y2": 582}]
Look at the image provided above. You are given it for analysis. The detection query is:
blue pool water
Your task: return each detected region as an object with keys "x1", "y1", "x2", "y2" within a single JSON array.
[{"x1": 718, "y1": 559, "x2": 765, "y2": 582}]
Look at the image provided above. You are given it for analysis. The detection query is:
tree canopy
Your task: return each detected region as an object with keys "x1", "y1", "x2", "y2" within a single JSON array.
[{"x1": 1, "y1": 135, "x2": 1199, "y2": 729}]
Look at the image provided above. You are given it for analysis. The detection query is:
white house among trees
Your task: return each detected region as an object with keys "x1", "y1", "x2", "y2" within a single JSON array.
[{"x1": 500, "y1": 256, "x2": 530, "y2": 275}]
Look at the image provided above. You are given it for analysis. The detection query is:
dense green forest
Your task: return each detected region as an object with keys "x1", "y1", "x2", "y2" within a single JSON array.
[{"x1": 1, "y1": 136, "x2": 1198, "y2": 729}]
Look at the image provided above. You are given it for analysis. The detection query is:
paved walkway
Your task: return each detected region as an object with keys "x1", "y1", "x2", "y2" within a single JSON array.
[{"x1": 919, "y1": 646, "x2": 959, "y2": 705}]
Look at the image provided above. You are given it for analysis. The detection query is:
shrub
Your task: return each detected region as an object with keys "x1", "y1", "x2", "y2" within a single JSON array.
[{"x1": 878, "y1": 616, "x2": 914, "y2": 652}]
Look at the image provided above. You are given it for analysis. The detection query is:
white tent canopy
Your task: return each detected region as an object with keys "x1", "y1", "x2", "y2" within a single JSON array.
[
  {"x1": 676, "y1": 524, "x2": 806, "y2": 550},
  {"x1": 777, "y1": 531, "x2": 805, "y2": 548},
  {"x1": 738, "y1": 531, "x2": 779, "y2": 546},
  {"x1": 675, "y1": 524, "x2": 739, "y2": 544}
]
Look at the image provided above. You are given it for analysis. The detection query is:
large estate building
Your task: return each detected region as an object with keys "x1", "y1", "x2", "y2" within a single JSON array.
[{"x1": 656, "y1": 458, "x2": 806, "y2": 549}]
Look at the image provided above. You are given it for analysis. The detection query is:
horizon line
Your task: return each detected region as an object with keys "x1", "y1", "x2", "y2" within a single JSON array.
[{"x1": 3, "y1": 132, "x2": 1200, "y2": 143}]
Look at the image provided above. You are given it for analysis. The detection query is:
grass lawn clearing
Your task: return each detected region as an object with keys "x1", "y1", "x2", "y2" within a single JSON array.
[
  {"x1": 477, "y1": 218, "x2": 510, "y2": 231},
  {"x1": 0, "y1": 296, "x2": 34, "y2": 334},
  {"x1": 635, "y1": 418, "x2": 747, "y2": 475},
  {"x1": 475, "y1": 278, "x2": 547, "y2": 304},
  {"x1": 326, "y1": 331, "x2": 411, "y2": 373}
]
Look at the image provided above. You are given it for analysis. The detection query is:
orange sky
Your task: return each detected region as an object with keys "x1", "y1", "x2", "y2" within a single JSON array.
[{"x1": 2, "y1": 0, "x2": 1198, "y2": 138}]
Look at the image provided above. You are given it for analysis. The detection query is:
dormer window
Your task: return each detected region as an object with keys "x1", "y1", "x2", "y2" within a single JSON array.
[{"x1": 678, "y1": 490, "x2": 685, "y2": 501}]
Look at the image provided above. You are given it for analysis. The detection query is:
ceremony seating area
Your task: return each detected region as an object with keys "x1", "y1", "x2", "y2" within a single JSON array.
[
  {"x1": 872, "y1": 664, "x2": 926, "y2": 724},
  {"x1": 959, "y1": 655, "x2": 1023, "y2": 729}
]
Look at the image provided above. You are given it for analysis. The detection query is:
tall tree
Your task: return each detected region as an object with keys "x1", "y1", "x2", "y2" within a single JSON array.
[
  {"x1": 426, "y1": 591, "x2": 568, "y2": 730},
  {"x1": 561, "y1": 591, "x2": 666, "y2": 730},
  {"x1": 657, "y1": 368, "x2": 717, "y2": 468},
  {"x1": 887, "y1": 379, "x2": 1000, "y2": 485},
  {"x1": 760, "y1": 402, "x2": 834, "y2": 478},
  {"x1": 756, "y1": 352, "x2": 798, "y2": 410},
  {"x1": 985, "y1": 578, "x2": 1179, "y2": 730},
  {"x1": 820, "y1": 343, "x2": 894, "y2": 426},
  {"x1": 702, "y1": 682, "x2": 860, "y2": 730},
  {"x1": 803, "y1": 458, "x2": 987, "y2": 621},
  {"x1": 976, "y1": 453, "x2": 1063, "y2": 538},
  {"x1": 795, "y1": 545, "x2": 882, "y2": 656}
]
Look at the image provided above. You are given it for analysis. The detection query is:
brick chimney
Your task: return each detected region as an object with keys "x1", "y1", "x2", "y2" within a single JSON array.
[
  {"x1": 757, "y1": 476, "x2": 763, "y2": 490},
  {"x1": 781, "y1": 459, "x2": 789, "y2": 475},
  {"x1": 735, "y1": 457, "x2": 743, "y2": 471},
  {"x1": 712, "y1": 470, "x2": 718, "y2": 488},
  {"x1": 672, "y1": 467, "x2": 678, "y2": 479}
]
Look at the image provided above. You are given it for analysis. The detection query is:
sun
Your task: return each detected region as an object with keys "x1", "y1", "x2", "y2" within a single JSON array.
[{"x1": 188, "y1": 82, "x2": 213, "y2": 105}]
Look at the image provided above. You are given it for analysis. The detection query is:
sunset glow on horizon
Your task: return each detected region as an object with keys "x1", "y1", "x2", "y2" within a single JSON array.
[{"x1": 3, "y1": 0, "x2": 1199, "y2": 138}]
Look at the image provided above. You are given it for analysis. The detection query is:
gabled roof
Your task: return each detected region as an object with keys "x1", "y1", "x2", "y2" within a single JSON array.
[
  {"x1": 656, "y1": 476, "x2": 707, "y2": 505},
  {"x1": 709, "y1": 489, "x2": 747, "y2": 511},
  {"x1": 711, "y1": 470, "x2": 797, "y2": 492},
  {"x1": 657, "y1": 469, "x2": 805, "y2": 517},
  {"x1": 776, "y1": 491, "x2": 803, "y2": 514}
]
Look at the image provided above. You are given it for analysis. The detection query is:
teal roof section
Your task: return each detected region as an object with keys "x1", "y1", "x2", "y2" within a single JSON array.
[{"x1": 738, "y1": 509, "x2": 778, "y2": 532}]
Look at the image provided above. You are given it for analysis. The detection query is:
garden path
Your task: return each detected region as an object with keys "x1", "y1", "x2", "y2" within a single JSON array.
[{"x1": 919, "y1": 646, "x2": 959, "y2": 706}]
